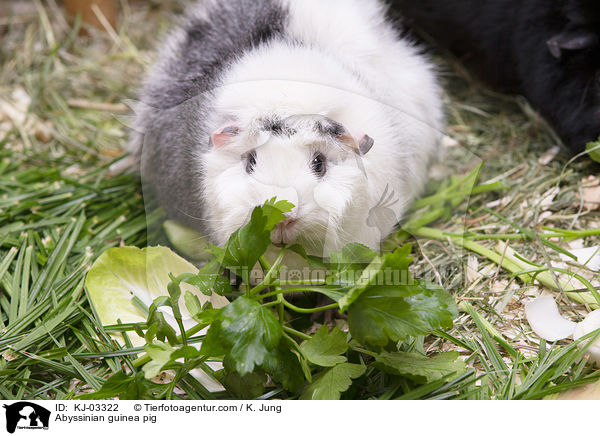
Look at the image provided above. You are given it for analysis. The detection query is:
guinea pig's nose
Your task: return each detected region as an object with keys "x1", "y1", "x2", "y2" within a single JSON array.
[
  {"x1": 271, "y1": 217, "x2": 298, "y2": 246},
  {"x1": 276, "y1": 217, "x2": 297, "y2": 230}
]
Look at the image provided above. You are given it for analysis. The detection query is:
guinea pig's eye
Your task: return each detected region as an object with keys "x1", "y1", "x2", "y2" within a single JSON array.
[
  {"x1": 244, "y1": 150, "x2": 257, "y2": 174},
  {"x1": 310, "y1": 152, "x2": 327, "y2": 178}
]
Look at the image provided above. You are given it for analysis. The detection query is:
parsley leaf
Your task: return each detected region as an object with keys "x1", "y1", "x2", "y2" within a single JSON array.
[
  {"x1": 347, "y1": 281, "x2": 457, "y2": 348},
  {"x1": 201, "y1": 297, "x2": 282, "y2": 375},
  {"x1": 218, "y1": 198, "x2": 294, "y2": 281},
  {"x1": 300, "y1": 363, "x2": 366, "y2": 400},
  {"x1": 262, "y1": 197, "x2": 295, "y2": 230},
  {"x1": 374, "y1": 350, "x2": 465, "y2": 383},
  {"x1": 299, "y1": 325, "x2": 348, "y2": 367},
  {"x1": 338, "y1": 244, "x2": 413, "y2": 311}
]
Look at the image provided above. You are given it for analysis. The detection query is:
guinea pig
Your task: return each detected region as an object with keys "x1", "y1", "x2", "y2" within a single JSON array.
[
  {"x1": 390, "y1": 0, "x2": 600, "y2": 154},
  {"x1": 129, "y1": 0, "x2": 444, "y2": 257}
]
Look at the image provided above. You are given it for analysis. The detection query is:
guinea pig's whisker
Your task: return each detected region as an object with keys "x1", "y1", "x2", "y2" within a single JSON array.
[{"x1": 172, "y1": 208, "x2": 222, "y2": 223}]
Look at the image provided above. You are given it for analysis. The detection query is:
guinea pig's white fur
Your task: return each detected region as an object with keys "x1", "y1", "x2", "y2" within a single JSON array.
[{"x1": 132, "y1": 0, "x2": 444, "y2": 257}]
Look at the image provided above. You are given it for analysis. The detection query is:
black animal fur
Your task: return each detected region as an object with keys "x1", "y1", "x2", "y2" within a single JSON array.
[{"x1": 390, "y1": 0, "x2": 600, "y2": 153}]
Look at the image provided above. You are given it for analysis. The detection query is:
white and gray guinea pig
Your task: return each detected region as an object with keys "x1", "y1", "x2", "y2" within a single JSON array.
[{"x1": 130, "y1": 0, "x2": 444, "y2": 257}]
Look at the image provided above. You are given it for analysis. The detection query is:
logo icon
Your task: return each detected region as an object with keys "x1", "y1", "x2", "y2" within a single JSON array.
[{"x1": 2, "y1": 402, "x2": 50, "y2": 434}]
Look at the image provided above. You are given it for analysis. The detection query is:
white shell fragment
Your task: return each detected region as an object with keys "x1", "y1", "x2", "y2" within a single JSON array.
[
  {"x1": 525, "y1": 296, "x2": 600, "y2": 366},
  {"x1": 572, "y1": 310, "x2": 600, "y2": 365},
  {"x1": 559, "y1": 246, "x2": 600, "y2": 271},
  {"x1": 525, "y1": 295, "x2": 577, "y2": 341}
]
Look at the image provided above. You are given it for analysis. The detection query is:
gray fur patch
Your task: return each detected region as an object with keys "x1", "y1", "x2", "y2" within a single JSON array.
[
  {"x1": 142, "y1": 0, "x2": 289, "y2": 110},
  {"x1": 314, "y1": 119, "x2": 346, "y2": 138},
  {"x1": 260, "y1": 116, "x2": 297, "y2": 137},
  {"x1": 134, "y1": 0, "x2": 290, "y2": 233}
]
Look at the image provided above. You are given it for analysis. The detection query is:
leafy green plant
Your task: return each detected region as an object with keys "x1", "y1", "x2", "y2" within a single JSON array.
[
  {"x1": 585, "y1": 138, "x2": 600, "y2": 163},
  {"x1": 83, "y1": 198, "x2": 462, "y2": 399}
]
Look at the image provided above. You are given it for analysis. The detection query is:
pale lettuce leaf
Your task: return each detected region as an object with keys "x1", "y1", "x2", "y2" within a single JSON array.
[{"x1": 85, "y1": 245, "x2": 229, "y2": 392}]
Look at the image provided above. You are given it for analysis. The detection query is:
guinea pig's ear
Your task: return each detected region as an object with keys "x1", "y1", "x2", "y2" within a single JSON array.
[
  {"x1": 546, "y1": 30, "x2": 598, "y2": 59},
  {"x1": 338, "y1": 132, "x2": 374, "y2": 156},
  {"x1": 210, "y1": 124, "x2": 240, "y2": 148},
  {"x1": 320, "y1": 117, "x2": 374, "y2": 156},
  {"x1": 357, "y1": 135, "x2": 374, "y2": 155}
]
